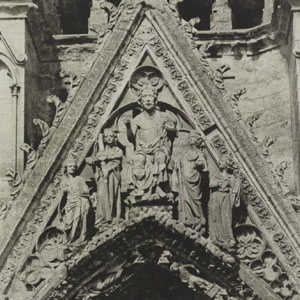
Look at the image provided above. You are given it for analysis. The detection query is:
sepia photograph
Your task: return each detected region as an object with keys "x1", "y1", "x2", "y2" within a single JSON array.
[{"x1": 0, "y1": 0, "x2": 299, "y2": 299}]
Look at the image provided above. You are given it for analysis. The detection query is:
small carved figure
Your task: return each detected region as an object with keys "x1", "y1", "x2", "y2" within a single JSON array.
[
  {"x1": 58, "y1": 159, "x2": 93, "y2": 243},
  {"x1": 125, "y1": 86, "x2": 177, "y2": 199},
  {"x1": 208, "y1": 155, "x2": 240, "y2": 249},
  {"x1": 172, "y1": 131, "x2": 207, "y2": 226},
  {"x1": 170, "y1": 263, "x2": 213, "y2": 291},
  {"x1": 87, "y1": 128, "x2": 122, "y2": 222},
  {"x1": 128, "y1": 152, "x2": 154, "y2": 202}
]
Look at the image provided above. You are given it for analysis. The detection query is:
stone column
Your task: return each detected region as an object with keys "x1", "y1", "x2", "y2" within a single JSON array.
[
  {"x1": 0, "y1": 2, "x2": 34, "y2": 202},
  {"x1": 263, "y1": 0, "x2": 274, "y2": 24},
  {"x1": 89, "y1": 0, "x2": 110, "y2": 34},
  {"x1": 210, "y1": 0, "x2": 232, "y2": 31},
  {"x1": 290, "y1": 7, "x2": 300, "y2": 193},
  {"x1": 10, "y1": 84, "x2": 21, "y2": 172}
]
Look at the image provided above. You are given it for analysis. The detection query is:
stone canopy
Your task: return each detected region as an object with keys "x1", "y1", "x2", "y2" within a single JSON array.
[{"x1": 1, "y1": 1, "x2": 300, "y2": 300}]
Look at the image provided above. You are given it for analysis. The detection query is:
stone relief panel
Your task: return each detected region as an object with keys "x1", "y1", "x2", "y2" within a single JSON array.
[
  {"x1": 3, "y1": 15, "x2": 300, "y2": 300},
  {"x1": 82, "y1": 65, "x2": 211, "y2": 226},
  {"x1": 15, "y1": 63, "x2": 270, "y2": 299}
]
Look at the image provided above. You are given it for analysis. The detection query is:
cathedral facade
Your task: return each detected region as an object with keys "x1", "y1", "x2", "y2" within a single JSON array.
[{"x1": 0, "y1": 0, "x2": 300, "y2": 299}]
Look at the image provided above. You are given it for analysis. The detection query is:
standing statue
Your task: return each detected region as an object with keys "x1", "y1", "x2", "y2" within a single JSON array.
[
  {"x1": 172, "y1": 131, "x2": 207, "y2": 226},
  {"x1": 208, "y1": 155, "x2": 240, "y2": 249},
  {"x1": 86, "y1": 128, "x2": 122, "y2": 222},
  {"x1": 125, "y1": 86, "x2": 177, "y2": 200},
  {"x1": 58, "y1": 158, "x2": 93, "y2": 243}
]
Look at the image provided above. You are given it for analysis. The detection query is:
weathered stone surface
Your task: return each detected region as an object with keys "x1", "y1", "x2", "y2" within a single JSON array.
[{"x1": 2, "y1": 1, "x2": 300, "y2": 300}]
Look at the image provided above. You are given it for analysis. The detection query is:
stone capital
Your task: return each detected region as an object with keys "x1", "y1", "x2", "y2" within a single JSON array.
[
  {"x1": 10, "y1": 84, "x2": 20, "y2": 97},
  {"x1": 0, "y1": 2, "x2": 37, "y2": 19}
]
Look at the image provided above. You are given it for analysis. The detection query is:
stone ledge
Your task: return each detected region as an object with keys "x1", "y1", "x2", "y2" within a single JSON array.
[
  {"x1": 0, "y1": 2, "x2": 37, "y2": 18},
  {"x1": 53, "y1": 34, "x2": 98, "y2": 45}
]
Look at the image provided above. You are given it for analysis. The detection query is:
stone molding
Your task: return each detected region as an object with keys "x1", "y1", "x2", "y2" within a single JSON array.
[
  {"x1": 2, "y1": 2, "x2": 300, "y2": 299},
  {"x1": 0, "y1": 2, "x2": 37, "y2": 18},
  {"x1": 30, "y1": 209, "x2": 261, "y2": 300},
  {"x1": 0, "y1": 32, "x2": 27, "y2": 67}
]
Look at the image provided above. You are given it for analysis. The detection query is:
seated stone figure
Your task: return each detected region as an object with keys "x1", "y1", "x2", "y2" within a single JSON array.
[{"x1": 125, "y1": 86, "x2": 177, "y2": 201}]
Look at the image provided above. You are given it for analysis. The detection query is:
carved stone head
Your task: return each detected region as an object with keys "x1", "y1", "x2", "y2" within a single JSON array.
[
  {"x1": 138, "y1": 86, "x2": 158, "y2": 112},
  {"x1": 63, "y1": 158, "x2": 78, "y2": 176},
  {"x1": 188, "y1": 130, "x2": 203, "y2": 148},
  {"x1": 218, "y1": 154, "x2": 233, "y2": 172},
  {"x1": 132, "y1": 152, "x2": 146, "y2": 180},
  {"x1": 103, "y1": 128, "x2": 118, "y2": 146}
]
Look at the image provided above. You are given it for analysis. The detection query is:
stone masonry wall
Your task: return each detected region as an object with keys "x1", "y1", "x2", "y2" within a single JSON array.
[{"x1": 208, "y1": 49, "x2": 293, "y2": 191}]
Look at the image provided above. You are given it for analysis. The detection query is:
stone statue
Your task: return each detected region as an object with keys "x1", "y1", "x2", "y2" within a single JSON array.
[
  {"x1": 127, "y1": 152, "x2": 155, "y2": 202},
  {"x1": 125, "y1": 86, "x2": 177, "y2": 200},
  {"x1": 172, "y1": 131, "x2": 207, "y2": 226},
  {"x1": 86, "y1": 128, "x2": 122, "y2": 222},
  {"x1": 208, "y1": 155, "x2": 241, "y2": 249},
  {"x1": 170, "y1": 263, "x2": 212, "y2": 292},
  {"x1": 58, "y1": 158, "x2": 93, "y2": 243}
]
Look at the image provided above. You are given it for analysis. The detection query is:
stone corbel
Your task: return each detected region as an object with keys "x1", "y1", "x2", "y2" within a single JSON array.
[
  {"x1": 10, "y1": 84, "x2": 20, "y2": 97},
  {"x1": 0, "y1": 2, "x2": 37, "y2": 19}
]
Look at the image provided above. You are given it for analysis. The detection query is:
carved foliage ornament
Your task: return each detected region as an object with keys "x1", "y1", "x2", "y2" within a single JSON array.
[
  {"x1": 18, "y1": 228, "x2": 67, "y2": 291},
  {"x1": 211, "y1": 133, "x2": 300, "y2": 297},
  {"x1": 0, "y1": 19, "x2": 297, "y2": 300}
]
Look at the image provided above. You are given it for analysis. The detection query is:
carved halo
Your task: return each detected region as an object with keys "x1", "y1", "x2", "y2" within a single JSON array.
[{"x1": 129, "y1": 65, "x2": 165, "y2": 97}]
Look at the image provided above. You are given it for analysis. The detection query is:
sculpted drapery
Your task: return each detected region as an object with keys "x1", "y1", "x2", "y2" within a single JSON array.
[
  {"x1": 126, "y1": 86, "x2": 177, "y2": 201},
  {"x1": 58, "y1": 159, "x2": 92, "y2": 243},
  {"x1": 172, "y1": 131, "x2": 207, "y2": 226},
  {"x1": 208, "y1": 155, "x2": 241, "y2": 249},
  {"x1": 87, "y1": 128, "x2": 122, "y2": 222}
]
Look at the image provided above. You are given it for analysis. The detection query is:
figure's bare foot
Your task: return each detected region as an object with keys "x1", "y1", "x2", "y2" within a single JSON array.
[
  {"x1": 150, "y1": 194, "x2": 160, "y2": 201},
  {"x1": 166, "y1": 193, "x2": 174, "y2": 202}
]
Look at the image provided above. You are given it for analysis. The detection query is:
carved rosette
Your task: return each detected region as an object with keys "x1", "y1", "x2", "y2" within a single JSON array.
[
  {"x1": 46, "y1": 208, "x2": 255, "y2": 300},
  {"x1": 18, "y1": 228, "x2": 67, "y2": 291},
  {"x1": 235, "y1": 225, "x2": 266, "y2": 264},
  {"x1": 210, "y1": 132, "x2": 300, "y2": 297}
]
